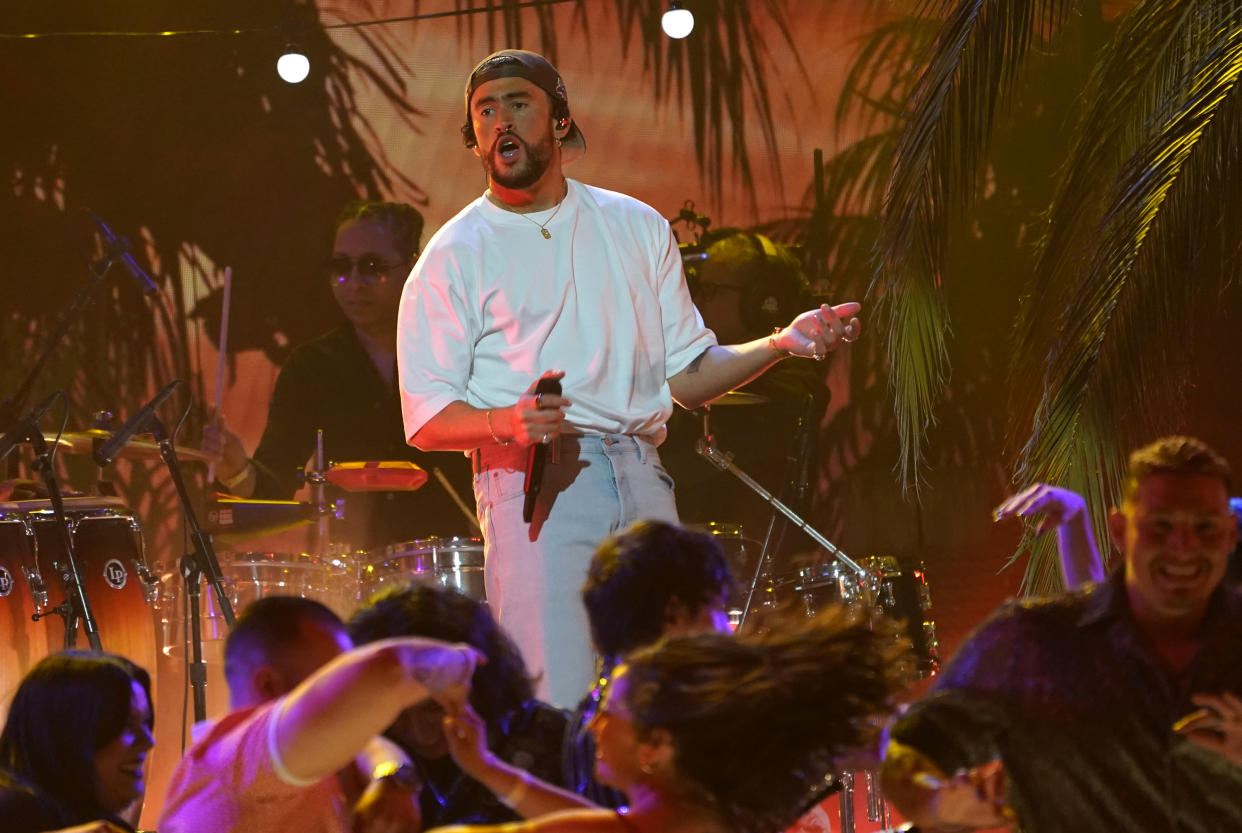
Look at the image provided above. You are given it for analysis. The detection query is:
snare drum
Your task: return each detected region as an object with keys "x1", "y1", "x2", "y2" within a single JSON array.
[
  {"x1": 361, "y1": 537, "x2": 485, "y2": 602},
  {"x1": 777, "y1": 555, "x2": 939, "y2": 677},
  {"x1": 0, "y1": 498, "x2": 158, "y2": 695},
  {"x1": 157, "y1": 551, "x2": 356, "y2": 655},
  {"x1": 779, "y1": 560, "x2": 870, "y2": 618}
]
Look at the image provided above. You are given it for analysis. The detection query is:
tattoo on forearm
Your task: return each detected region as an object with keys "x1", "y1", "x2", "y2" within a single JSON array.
[{"x1": 686, "y1": 351, "x2": 707, "y2": 374}]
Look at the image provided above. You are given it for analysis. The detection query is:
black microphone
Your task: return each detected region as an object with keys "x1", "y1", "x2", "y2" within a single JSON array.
[
  {"x1": 93, "y1": 380, "x2": 182, "y2": 467},
  {"x1": 87, "y1": 211, "x2": 159, "y2": 296},
  {"x1": 0, "y1": 391, "x2": 63, "y2": 462},
  {"x1": 523, "y1": 376, "x2": 562, "y2": 524}
]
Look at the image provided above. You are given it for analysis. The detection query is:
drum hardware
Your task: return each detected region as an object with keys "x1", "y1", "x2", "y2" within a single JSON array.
[
  {"x1": 133, "y1": 559, "x2": 160, "y2": 604},
  {"x1": 865, "y1": 770, "x2": 891, "y2": 826},
  {"x1": 305, "y1": 430, "x2": 333, "y2": 557},
  {"x1": 205, "y1": 496, "x2": 319, "y2": 543},
  {"x1": 695, "y1": 406, "x2": 865, "y2": 628},
  {"x1": 21, "y1": 565, "x2": 48, "y2": 608},
  {"x1": 837, "y1": 771, "x2": 855, "y2": 833},
  {"x1": 1, "y1": 393, "x2": 105, "y2": 651},
  {"x1": 95, "y1": 390, "x2": 235, "y2": 723}
]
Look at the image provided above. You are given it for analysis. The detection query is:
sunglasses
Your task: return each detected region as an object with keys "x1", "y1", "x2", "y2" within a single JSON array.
[{"x1": 325, "y1": 254, "x2": 410, "y2": 287}]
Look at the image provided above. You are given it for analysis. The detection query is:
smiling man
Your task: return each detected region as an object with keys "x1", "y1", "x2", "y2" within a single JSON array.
[
  {"x1": 881, "y1": 436, "x2": 1242, "y2": 832},
  {"x1": 397, "y1": 49, "x2": 862, "y2": 707}
]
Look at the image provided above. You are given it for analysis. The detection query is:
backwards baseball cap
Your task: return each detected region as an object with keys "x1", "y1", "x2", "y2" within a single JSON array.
[{"x1": 462, "y1": 49, "x2": 586, "y2": 163}]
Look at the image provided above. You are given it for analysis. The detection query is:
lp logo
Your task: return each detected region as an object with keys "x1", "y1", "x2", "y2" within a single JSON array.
[
  {"x1": 0, "y1": 566, "x2": 11, "y2": 597},
  {"x1": 103, "y1": 559, "x2": 128, "y2": 590}
]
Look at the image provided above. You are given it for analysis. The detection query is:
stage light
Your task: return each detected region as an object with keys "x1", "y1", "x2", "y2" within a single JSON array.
[
  {"x1": 661, "y1": 2, "x2": 694, "y2": 39},
  {"x1": 277, "y1": 44, "x2": 310, "y2": 83}
]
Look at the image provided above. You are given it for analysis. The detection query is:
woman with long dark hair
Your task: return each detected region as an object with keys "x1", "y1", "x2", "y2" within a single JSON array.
[
  {"x1": 439, "y1": 607, "x2": 910, "y2": 833},
  {"x1": 0, "y1": 651, "x2": 154, "y2": 833}
]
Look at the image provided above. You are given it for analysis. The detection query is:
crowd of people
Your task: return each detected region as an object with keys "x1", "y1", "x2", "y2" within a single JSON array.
[{"x1": 3, "y1": 47, "x2": 1240, "y2": 833}]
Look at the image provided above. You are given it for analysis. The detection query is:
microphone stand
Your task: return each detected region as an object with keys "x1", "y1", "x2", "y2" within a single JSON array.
[
  {"x1": 0, "y1": 255, "x2": 114, "y2": 454},
  {"x1": 150, "y1": 414, "x2": 235, "y2": 722},
  {"x1": 15, "y1": 421, "x2": 103, "y2": 651}
]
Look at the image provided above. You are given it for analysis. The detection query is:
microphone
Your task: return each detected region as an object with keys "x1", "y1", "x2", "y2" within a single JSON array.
[
  {"x1": 523, "y1": 376, "x2": 562, "y2": 524},
  {"x1": 93, "y1": 380, "x2": 182, "y2": 467},
  {"x1": 87, "y1": 211, "x2": 159, "y2": 296},
  {"x1": 0, "y1": 391, "x2": 63, "y2": 462}
]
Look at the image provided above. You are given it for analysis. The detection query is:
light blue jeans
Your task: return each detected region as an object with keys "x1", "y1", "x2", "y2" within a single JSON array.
[{"x1": 472, "y1": 434, "x2": 679, "y2": 707}]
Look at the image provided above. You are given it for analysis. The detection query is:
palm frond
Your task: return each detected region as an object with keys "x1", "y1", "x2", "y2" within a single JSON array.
[
  {"x1": 874, "y1": 0, "x2": 1073, "y2": 490},
  {"x1": 836, "y1": 17, "x2": 940, "y2": 134},
  {"x1": 1014, "y1": 11, "x2": 1242, "y2": 590},
  {"x1": 1008, "y1": 0, "x2": 1201, "y2": 431}
]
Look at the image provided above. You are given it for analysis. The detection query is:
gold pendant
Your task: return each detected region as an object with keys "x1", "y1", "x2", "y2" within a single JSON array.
[{"x1": 541, "y1": 228, "x2": 551, "y2": 239}]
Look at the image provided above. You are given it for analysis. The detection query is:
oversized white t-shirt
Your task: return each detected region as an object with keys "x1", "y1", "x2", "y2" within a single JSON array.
[{"x1": 397, "y1": 179, "x2": 716, "y2": 443}]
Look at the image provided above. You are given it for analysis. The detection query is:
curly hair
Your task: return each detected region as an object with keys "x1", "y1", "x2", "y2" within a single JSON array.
[
  {"x1": 336, "y1": 200, "x2": 425, "y2": 262},
  {"x1": 1123, "y1": 435, "x2": 1231, "y2": 500},
  {"x1": 0, "y1": 651, "x2": 152, "y2": 828},
  {"x1": 347, "y1": 583, "x2": 535, "y2": 730},
  {"x1": 621, "y1": 607, "x2": 910, "y2": 833},
  {"x1": 583, "y1": 520, "x2": 733, "y2": 660}
]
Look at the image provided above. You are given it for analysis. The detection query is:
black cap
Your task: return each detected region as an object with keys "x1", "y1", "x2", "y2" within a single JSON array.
[{"x1": 463, "y1": 49, "x2": 586, "y2": 163}]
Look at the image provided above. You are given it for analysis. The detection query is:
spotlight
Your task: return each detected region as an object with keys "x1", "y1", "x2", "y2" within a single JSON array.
[
  {"x1": 661, "y1": 2, "x2": 695, "y2": 39},
  {"x1": 277, "y1": 44, "x2": 310, "y2": 84}
]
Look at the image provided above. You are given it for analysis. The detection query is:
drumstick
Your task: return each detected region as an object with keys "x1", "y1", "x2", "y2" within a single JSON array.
[
  {"x1": 433, "y1": 467, "x2": 481, "y2": 532},
  {"x1": 206, "y1": 267, "x2": 232, "y2": 483}
]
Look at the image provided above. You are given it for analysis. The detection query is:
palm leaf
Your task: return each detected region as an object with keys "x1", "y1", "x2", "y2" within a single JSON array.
[
  {"x1": 1014, "y1": 7, "x2": 1242, "y2": 591},
  {"x1": 1008, "y1": 0, "x2": 1222, "y2": 433},
  {"x1": 874, "y1": 0, "x2": 1073, "y2": 490}
]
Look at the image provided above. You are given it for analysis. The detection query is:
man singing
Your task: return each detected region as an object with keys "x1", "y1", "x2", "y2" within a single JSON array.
[{"x1": 396, "y1": 49, "x2": 860, "y2": 706}]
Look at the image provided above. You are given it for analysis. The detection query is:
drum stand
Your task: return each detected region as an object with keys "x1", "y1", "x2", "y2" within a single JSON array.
[
  {"x1": 694, "y1": 409, "x2": 866, "y2": 616},
  {"x1": 149, "y1": 414, "x2": 236, "y2": 722},
  {"x1": 694, "y1": 409, "x2": 889, "y2": 833},
  {"x1": 3, "y1": 410, "x2": 104, "y2": 651}
]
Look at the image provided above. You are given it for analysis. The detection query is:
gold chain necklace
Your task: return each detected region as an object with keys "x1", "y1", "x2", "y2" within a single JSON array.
[
  {"x1": 515, "y1": 199, "x2": 564, "y2": 239},
  {"x1": 490, "y1": 181, "x2": 567, "y2": 239}
]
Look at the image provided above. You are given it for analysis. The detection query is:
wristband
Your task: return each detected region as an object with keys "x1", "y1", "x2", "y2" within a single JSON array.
[
  {"x1": 486, "y1": 409, "x2": 511, "y2": 446},
  {"x1": 219, "y1": 460, "x2": 254, "y2": 490}
]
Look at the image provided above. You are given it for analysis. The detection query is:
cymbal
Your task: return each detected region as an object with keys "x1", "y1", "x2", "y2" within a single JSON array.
[
  {"x1": 47, "y1": 429, "x2": 212, "y2": 463},
  {"x1": 325, "y1": 461, "x2": 428, "y2": 492},
  {"x1": 709, "y1": 390, "x2": 770, "y2": 407}
]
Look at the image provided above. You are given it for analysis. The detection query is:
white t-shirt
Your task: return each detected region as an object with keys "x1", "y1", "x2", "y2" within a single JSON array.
[{"x1": 397, "y1": 179, "x2": 716, "y2": 443}]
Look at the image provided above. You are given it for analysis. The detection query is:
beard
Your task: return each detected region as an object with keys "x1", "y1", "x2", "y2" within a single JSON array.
[{"x1": 484, "y1": 128, "x2": 555, "y2": 190}]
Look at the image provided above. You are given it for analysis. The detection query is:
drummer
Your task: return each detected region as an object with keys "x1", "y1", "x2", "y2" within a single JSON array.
[{"x1": 202, "y1": 201, "x2": 475, "y2": 551}]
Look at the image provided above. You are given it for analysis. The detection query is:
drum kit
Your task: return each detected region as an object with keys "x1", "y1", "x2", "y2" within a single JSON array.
[{"x1": 693, "y1": 392, "x2": 941, "y2": 833}]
